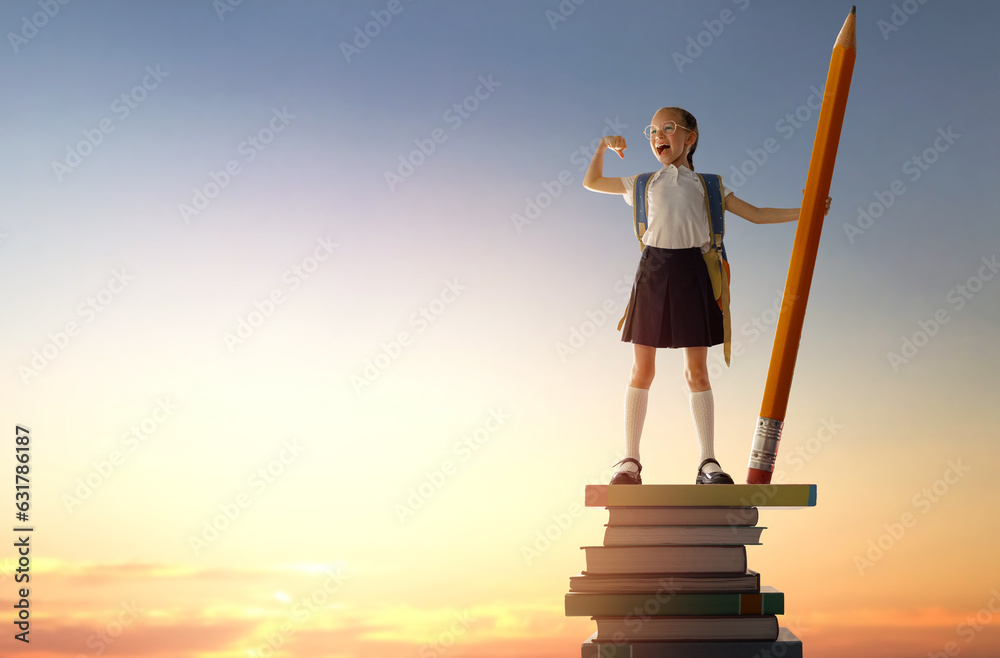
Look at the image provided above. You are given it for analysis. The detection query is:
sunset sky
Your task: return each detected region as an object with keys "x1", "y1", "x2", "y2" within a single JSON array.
[{"x1": 2, "y1": 1, "x2": 999, "y2": 657}]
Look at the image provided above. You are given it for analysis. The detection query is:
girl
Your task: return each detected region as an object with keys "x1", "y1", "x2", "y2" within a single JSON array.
[{"x1": 582, "y1": 106, "x2": 829, "y2": 485}]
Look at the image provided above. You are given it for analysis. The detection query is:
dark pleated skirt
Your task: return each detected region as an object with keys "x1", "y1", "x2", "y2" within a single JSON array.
[{"x1": 621, "y1": 246, "x2": 724, "y2": 349}]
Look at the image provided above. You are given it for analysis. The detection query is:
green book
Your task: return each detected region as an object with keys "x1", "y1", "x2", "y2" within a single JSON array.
[
  {"x1": 580, "y1": 626, "x2": 802, "y2": 658},
  {"x1": 565, "y1": 586, "x2": 783, "y2": 617},
  {"x1": 586, "y1": 484, "x2": 816, "y2": 508}
]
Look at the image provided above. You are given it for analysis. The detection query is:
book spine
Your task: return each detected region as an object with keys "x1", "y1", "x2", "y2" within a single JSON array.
[
  {"x1": 580, "y1": 627, "x2": 802, "y2": 658},
  {"x1": 583, "y1": 545, "x2": 747, "y2": 574},
  {"x1": 602, "y1": 525, "x2": 764, "y2": 546},
  {"x1": 592, "y1": 615, "x2": 780, "y2": 642},
  {"x1": 565, "y1": 591, "x2": 784, "y2": 616},
  {"x1": 607, "y1": 507, "x2": 760, "y2": 526},
  {"x1": 586, "y1": 484, "x2": 816, "y2": 507}
]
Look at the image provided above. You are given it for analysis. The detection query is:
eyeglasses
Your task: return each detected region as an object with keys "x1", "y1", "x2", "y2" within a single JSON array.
[{"x1": 643, "y1": 121, "x2": 691, "y2": 140}]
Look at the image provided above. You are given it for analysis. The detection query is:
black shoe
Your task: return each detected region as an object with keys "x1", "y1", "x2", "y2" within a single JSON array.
[
  {"x1": 610, "y1": 458, "x2": 642, "y2": 485},
  {"x1": 695, "y1": 458, "x2": 733, "y2": 485}
]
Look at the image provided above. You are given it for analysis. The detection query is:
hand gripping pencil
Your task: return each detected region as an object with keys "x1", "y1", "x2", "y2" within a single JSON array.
[{"x1": 746, "y1": 7, "x2": 857, "y2": 485}]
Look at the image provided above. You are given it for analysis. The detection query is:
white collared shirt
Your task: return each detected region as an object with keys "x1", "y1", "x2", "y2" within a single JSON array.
[{"x1": 621, "y1": 165, "x2": 732, "y2": 252}]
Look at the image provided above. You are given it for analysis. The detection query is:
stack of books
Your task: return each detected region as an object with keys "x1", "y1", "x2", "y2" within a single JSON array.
[{"x1": 566, "y1": 483, "x2": 816, "y2": 657}]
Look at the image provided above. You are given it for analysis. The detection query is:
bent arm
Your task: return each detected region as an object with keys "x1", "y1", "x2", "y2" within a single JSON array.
[
  {"x1": 582, "y1": 138, "x2": 626, "y2": 195},
  {"x1": 724, "y1": 193, "x2": 799, "y2": 224}
]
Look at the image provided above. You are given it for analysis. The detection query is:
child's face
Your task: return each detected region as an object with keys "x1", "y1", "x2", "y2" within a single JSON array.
[{"x1": 648, "y1": 109, "x2": 696, "y2": 168}]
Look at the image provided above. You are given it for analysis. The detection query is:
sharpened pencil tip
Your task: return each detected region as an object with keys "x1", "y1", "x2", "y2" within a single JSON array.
[{"x1": 851, "y1": 5, "x2": 856, "y2": 14}]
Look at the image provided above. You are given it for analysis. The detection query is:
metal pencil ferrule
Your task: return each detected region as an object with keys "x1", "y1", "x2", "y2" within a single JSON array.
[{"x1": 747, "y1": 417, "x2": 783, "y2": 473}]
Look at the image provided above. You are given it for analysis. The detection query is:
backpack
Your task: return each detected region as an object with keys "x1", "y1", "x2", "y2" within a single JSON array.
[{"x1": 617, "y1": 171, "x2": 733, "y2": 366}]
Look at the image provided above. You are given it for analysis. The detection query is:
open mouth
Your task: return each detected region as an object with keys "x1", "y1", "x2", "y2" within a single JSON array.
[{"x1": 656, "y1": 144, "x2": 669, "y2": 155}]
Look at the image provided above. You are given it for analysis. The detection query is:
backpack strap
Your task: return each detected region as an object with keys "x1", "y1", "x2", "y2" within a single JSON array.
[
  {"x1": 631, "y1": 172, "x2": 654, "y2": 247},
  {"x1": 618, "y1": 172, "x2": 655, "y2": 331},
  {"x1": 697, "y1": 173, "x2": 732, "y2": 366},
  {"x1": 699, "y1": 173, "x2": 727, "y2": 261}
]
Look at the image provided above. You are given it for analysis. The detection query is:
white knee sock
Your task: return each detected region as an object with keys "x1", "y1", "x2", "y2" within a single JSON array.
[
  {"x1": 689, "y1": 389, "x2": 721, "y2": 474},
  {"x1": 620, "y1": 386, "x2": 648, "y2": 474}
]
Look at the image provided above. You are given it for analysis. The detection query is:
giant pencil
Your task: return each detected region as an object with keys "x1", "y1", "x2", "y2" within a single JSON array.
[{"x1": 746, "y1": 7, "x2": 856, "y2": 485}]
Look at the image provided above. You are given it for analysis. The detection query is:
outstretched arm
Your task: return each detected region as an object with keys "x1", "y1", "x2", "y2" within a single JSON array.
[
  {"x1": 582, "y1": 136, "x2": 627, "y2": 195},
  {"x1": 724, "y1": 194, "x2": 831, "y2": 224}
]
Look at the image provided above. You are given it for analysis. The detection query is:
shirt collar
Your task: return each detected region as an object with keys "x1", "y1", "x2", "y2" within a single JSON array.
[{"x1": 650, "y1": 163, "x2": 696, "y2": 184}]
